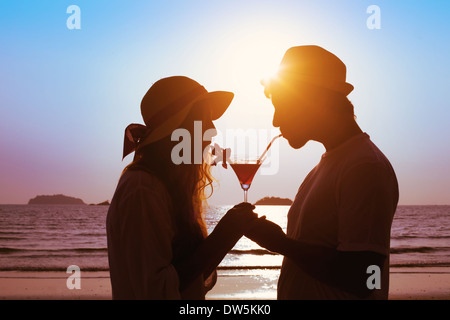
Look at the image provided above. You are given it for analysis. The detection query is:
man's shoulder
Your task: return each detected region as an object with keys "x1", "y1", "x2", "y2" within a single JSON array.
[
  {"x1": 340, "y1": 137, "x2": 398, "y2": 195},
  {"x1": 344, "y1": 135, "x2": 393, "y2": 169}
]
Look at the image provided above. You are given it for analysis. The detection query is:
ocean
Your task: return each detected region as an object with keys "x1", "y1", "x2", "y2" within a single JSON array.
[{"x1": 0, "y1": 205, "x2": 449, "y2": 272}]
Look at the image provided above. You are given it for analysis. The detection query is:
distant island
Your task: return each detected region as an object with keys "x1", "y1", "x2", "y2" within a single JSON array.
[
  {"x1": 28, "y1": 194, "x2": 86, "y2": 205},
  {"x1": 89, "y1": 200, "x2": 110, "y2": 206},
  {"x1": 254, "y1": 196, "x2": 293, "y2": 206}
]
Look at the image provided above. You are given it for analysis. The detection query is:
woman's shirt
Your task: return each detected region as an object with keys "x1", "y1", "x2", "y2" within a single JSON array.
[{"x1": 106, "y1": 169, "x2": 208, "y2": 299}]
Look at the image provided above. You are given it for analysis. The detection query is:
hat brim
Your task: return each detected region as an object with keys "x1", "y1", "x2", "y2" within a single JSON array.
[
  {"x1": 262, "y1": 76, "x2": 354, "y2": 97},
  {"x1": 194, "y1": 91, "x2": 234, "y2": 120},
  {"x1": 138, "y1": 91, "x2": 234, "y2": 149}
]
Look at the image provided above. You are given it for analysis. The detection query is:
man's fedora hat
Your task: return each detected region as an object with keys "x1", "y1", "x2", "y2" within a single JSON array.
[
  {"x1": 262, "y1": 45, "x2": 354, "y2": 97},
  {"x1": 123, "y1": 76, "x2": 234, "y2": 159}
]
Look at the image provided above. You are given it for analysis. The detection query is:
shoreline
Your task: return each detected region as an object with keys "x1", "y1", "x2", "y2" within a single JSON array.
[{"x1": 0, "y1": 267, "x2": 448, "y2": 300}]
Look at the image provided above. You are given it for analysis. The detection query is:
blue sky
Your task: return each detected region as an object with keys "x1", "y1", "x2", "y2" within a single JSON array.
[{"x1": 1, "y1": 1, "x2": 449, "y2": 205}]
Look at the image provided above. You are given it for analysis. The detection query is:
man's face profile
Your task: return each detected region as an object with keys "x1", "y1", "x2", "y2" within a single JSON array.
[{"x1": 270, "y1": 85, "x2": 322, "y2": 150}]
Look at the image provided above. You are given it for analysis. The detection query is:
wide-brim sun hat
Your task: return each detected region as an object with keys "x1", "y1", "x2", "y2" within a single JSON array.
[
  {"x1": 262, "y1": 45, "x2": 354, "y2": 97},
  {"x1": 123, "y1": 76, "x2": 234, "y2": 160}
]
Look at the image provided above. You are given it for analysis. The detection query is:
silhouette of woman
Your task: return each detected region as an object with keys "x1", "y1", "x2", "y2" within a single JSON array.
[{"x1": 106, "y1": 76, "x2": 256, "y2": 299}]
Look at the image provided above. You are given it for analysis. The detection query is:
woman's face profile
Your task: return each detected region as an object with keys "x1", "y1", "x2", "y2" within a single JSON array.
[{"x1": 178, "y1": 104, "x2": 217, "y2": 162}]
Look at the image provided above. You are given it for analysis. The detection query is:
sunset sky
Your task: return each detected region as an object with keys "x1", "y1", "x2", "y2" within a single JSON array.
[{"x1": 1, "y1": 1, "x2": 449, "y2": 205}]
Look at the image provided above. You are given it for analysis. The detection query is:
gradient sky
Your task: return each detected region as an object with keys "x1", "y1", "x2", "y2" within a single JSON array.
[{"x1": 1, "y1": 0, "x2": 449, "y2": 205}]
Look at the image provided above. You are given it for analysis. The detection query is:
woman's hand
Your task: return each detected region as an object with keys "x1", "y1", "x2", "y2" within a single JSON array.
[
  {"x1": 174, "y1": 202, "x2": 258, "y2": 291},
  {"x1": 214, "y1": 202, "x2": 258, "y2": 238}
]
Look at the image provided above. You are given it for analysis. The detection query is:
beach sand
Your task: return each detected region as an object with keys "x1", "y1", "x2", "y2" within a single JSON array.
[{"x1": 0, "y1": 268, "x2": 449, "y2": 300}]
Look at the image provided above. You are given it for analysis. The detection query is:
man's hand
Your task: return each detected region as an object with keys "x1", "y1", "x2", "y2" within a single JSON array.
[{"x1": 244, "y1": 217, "x2": 287, "y2": 254}]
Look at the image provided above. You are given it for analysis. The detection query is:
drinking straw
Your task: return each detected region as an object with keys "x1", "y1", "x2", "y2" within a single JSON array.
[{"x1": 258, "y1": 134, "x2": 283, "y2": 163}]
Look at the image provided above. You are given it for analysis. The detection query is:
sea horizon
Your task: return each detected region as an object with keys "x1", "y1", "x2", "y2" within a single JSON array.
[
  {"x1": 1, "y1": 203, "x2": 449, "y2": 206},
  {"x1": 0, "y1": 204, "x2": 449, "y2": 272}
]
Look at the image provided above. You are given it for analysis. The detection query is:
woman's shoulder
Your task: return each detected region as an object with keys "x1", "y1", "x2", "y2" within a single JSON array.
[
  {"x1": 118, "y1": 167, "x2": 170, "y2": 200},
  {"x1": 108, "y1": 168, "x2": 175, "y2": 236}
]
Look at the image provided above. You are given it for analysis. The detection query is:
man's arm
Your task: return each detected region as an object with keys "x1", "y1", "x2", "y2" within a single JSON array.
[{"x1": 245, "y1": 218, "x2": 385, "y2": 298}]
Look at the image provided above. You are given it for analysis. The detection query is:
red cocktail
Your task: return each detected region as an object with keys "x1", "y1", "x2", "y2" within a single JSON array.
[
  {"x1": 230, "y1": 160, "x2": 262, "y2": 202},
  {"x1": 228, "y1": 134, "x2": 282, "y2": 203}
]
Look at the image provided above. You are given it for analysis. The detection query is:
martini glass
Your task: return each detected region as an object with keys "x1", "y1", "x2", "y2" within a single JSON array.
[
  {"x1": 229, "y1": 134, "x2": 282, "y2": 203},
  {"x1": 229, "y1": 157, "x2": 264, "y2": 203}
]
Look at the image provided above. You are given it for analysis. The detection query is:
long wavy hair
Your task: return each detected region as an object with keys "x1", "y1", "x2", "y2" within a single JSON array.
[{"x1": 121, "y1": 119, "x2": 215, "y2": 261}]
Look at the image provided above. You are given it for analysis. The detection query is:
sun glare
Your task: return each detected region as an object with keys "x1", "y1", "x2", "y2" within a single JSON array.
[
  {"x1": 225, "y1": 32, "x2": 289, "y2": 98},
  {"x1": 211, "y1": 28, "x2": 293, "y2": 128}
]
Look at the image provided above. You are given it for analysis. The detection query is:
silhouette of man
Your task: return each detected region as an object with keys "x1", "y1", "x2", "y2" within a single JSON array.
[{"x1": 245, "y1": 46, "x2": 399, "y2": 299}]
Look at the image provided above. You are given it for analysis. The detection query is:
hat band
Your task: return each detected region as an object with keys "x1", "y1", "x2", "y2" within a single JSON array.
[
  {"x1": 122, "y1": 85, "x2": 206, "y2": 159},
  {"x1": 277, "y1": 73, "x2": 353, "y2": 95}
]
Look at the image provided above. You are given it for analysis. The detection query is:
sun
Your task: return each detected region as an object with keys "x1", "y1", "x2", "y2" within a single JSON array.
[
  {"x1": 209, "y1": 28, "x2": 293, "y2": 128},
  {"x1": 225, "y1": 31, "x2": 290, "y2": 98}
]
